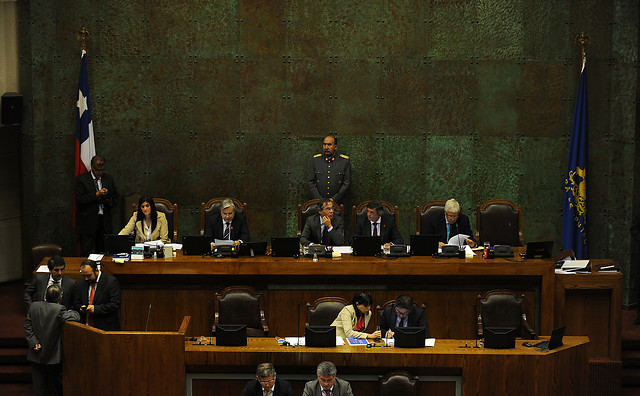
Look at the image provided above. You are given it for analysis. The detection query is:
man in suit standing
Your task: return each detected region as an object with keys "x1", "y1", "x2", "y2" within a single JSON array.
[
  {"x1": 75, "y1": 260, "x2": 121, "y2": 331},
  {"x1": 204, "y1": 199, "x2": 250, "y2": 244},
  {"x1": 302, "y1": 361, "x2": 353, "y2": 396},
  {"x1": 24, "y1": 255, "x2": 78, "y2": 310},
  {"x1": 379, "y1": 294, "x2": 429, "y2": 339},
  {"x1": 25, "y1": 284, "x2": 80, "y2": 396},
  {"x1": 301, "y1": 198, "x2": 345, "y2": 246},
  {"x1": 423, "y1": 198, "x2": 476, "y2": 247},
  {"x1": 308, "y1": 135, "x2": 351, "y2": 205},
  {"x1": 353, "y1": 200, "x2": 403, "y2": 245},
  {"x1": 75, "y1": 155, "x2": 118, "y2": 256},
  {"x1": 240, "y1": 362, "x2": 294, "y2": 396}
]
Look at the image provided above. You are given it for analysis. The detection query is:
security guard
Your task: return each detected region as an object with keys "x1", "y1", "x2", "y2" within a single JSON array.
[{"x1": 307, "y1": 135, "x2": 351, "y2": 205}]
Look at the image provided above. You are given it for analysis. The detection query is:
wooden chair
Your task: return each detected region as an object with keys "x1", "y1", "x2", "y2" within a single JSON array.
[
  {"x1": 297, "y1": 199, "x2": 345, "y2": 236},
  {"x1": 306, "y1": 296, "x2": 349, "y2": 327},
  {"x1": 130, "y1": 198, "x2": 178, "y2": 242},
  {"x1": 352, "y1": 200, "x2": 399, "y2": 234},
  {"x1": 200, "y1": 197, "x2": 247, "y2": 236},
  {"x1": 475, "y1": 199, "x2": 523, "y2": 246},
  {"x1": 31, "y1": 243, "x2": 62, "y2": 270},
  {"x1": 475, "y1": 289, "x2": 535, "y2": 340},
  {"x1": 379, "y1": 370, "x2": 418, "y2": 396},
  {"x1": 213, "y1": 286, "x2": 268, "y2": 337},
  {"x1": 415, "y1": 200, "x2": 446, "y2": 234}
]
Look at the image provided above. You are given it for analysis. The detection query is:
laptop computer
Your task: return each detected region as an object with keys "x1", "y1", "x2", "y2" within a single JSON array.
[
  {"x1": 305, "y1": 325, "x2": 336, "y2": 347},
  {"x1": 410, "y1": 234, "x2": 440, "y2": 256},
  {"x1": 182, "y1": 235, "x2": 212, "y2": 256},
  {"x1": 352, "y1": 235, "x2": 382, "y2": 256},
  {"x1": 270, "y1": 237, "x2": 300, "y2": 257},
  {"x1": 532, "y1": 325, "x2": 566, "y2": 351},
  {"x1": 103, "y1": 235, "x2": 134, "y2": 255},
  {"x1": 215, "y1": 324, "x2": 247, "y2": 346},
  {"x1": 525, "y1": 241, "x2": 553, "y2": 259},
  {"x1": 484, "y1": 327, "x2": 517, "y2": 349},
  {"x1": 394, "y1": 326, "x2": 426, "y2": 348},
  {"x1": 238, "y1": 241, "x2": 268, "y2": 257}
]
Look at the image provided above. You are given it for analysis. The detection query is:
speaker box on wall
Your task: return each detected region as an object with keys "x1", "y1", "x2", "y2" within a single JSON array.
[{"x1": 1, "y1": 92, "x2": 23, "y2": 125}]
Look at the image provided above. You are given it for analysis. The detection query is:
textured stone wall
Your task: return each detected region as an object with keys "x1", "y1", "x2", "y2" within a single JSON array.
[{"x1": 17, "y1": 1, "x2": 639, "y2": 302}]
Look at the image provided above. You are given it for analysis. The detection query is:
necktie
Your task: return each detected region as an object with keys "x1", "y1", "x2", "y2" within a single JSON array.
[
  {"x1": 88, "y1": 283, "x2": 96, "y2": 327},
  {"x1": 324, "y1": 390, "x2": 331, "y2": 396},
  {"x1": 446, "y1": 222, "x2": 451, "y2": 241},
  {"x1": 94, "y1": 178, "x2": 104, "y2": 211},
  {"x1": 372, "y1": 222, "x2": 378, "y2": 236},
  {"x1": 223, "y1": 223, "x2": 230, "y2": 240},
  {"x1": 322, "y1": 226, "x2": 329, "y2": 245}
]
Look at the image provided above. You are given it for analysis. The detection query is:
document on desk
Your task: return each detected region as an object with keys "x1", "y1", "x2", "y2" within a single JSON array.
[
  {"x1": 448, "y1": 234, "x2": 469, "y2": 246},
  {"x1": 332, "y1": 246, "x2": 353, "y2": 254},
  {"x1": 346, "y1": 338, "x2": 369, "y2": 346},
  {"x1": 560, "y1": 260, "x2": 590, "y2": 273},
  {"x1": 383, "y1": 338, "x2": 436, "y2": 347},
  {"x1": 281, "y1": 336, "x2": 345, "y2": 346}
]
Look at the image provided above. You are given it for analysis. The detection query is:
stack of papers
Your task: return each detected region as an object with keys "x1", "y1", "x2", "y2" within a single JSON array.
[
  {"x1": 556, "y1": 260, "x2": 590, "y2": 274},
  {"x1": 280, "y1": 336, "x2": 345, "y2": 346}
]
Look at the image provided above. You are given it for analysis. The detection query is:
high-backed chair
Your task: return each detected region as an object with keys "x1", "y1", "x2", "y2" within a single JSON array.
[
  {"x1": 131, "y1": 198, "x2": 178, "y2": 242},
  {"x1": 213, "y1": 286, "x2": 268, "y2": 337},
  {"x1": 379, "y1": 371, "x2": 418, "y2": 396},
  {"x1": 31, "y1": 243, "x2": 62, "y2": 270},
  {"x1": 297, "y1": 199, "x2": 345, "y2": 236},
  {"x1": 352, "y1": 200, "x2": 399, "y2": 234},
  {"x1": 121, "y1": 192, "x2": 142, "y2": 227},
  {"x1": 475, "y1": 289, "x2": 535, "y2": 340},
  {"x1": 415, "y1": 200, "x2": 446, "y2": 234},
  {"x1": 200, "y1": 197, "x2": 247, "y2": 236},
  {"x1": 475, "y1": 199, "x2": 523, "y2": 246},
  {"x1": 306, "y1": 296, "x2": 349, "y2": 327}
]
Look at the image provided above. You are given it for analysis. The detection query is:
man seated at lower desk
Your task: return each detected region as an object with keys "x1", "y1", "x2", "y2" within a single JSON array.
[
  {"x1": 300, "y1": 198, "x2": 345, "y2": 246},
  {"x1": 204, "y1": 198, "x2": 250, "y2": 246},
  {"x1": 241, "y1": 362, "x2": 294, "y2": 396},
  {"x1": 424, "y1": 198, "x2": 476, "y2": 248},
  {"x1": 353, "y1": 200, "x2": 403, "y2": 246},
  {"x1": 379, "y1": 294, "x2": 429, "y2": 339},
  {"x1": 302, "y1": 361, "x2": 353, "y2": 396}
]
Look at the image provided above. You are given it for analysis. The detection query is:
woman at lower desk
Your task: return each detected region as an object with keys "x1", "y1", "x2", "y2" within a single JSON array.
[
  {"x1": 119, "y1": 196, "x2": 170, "y2": 244},
  {"x1": 331, "y1": 291, "x2": 382, "y2": 339}
]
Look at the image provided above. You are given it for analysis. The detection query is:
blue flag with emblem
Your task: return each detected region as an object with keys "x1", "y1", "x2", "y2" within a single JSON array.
[{"x1": 561, "y1": 57, "x2": 588, "y2": 259}]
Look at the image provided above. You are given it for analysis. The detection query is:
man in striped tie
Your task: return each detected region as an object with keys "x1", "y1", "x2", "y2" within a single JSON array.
[
  {"x1": 302, "y1": 361, "x2": 353, "y2": 396},
  {"x1": 204, "y1": 199, "x2": 251, "y2": 245}
]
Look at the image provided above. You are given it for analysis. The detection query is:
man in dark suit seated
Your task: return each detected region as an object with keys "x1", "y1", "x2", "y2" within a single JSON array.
[
  {"x1": 204, "y1": 199, "x2": 250, "y2": 244},
  {"x1": 353, "y1": 200, "x2": 403, "y2": 246},
  {"x1": 75, "y1": 155, "x2": 118, "y2": 256},
  {"x1": 302, "y1": 361, "x2": 353, "y2": 396},
  {"x1": 75, "y1": 260, "x2": 121, "y2": 331},
  {"x1": 24, "y1": 255, "x2": 78, "y2": 310},
  {"x1": 424, "y1": 198, "x2": 476, "y2": 247},
  {"x1": 240, "y1": 362, "x2": 294, "y2": 396},
  {"x1": 379, "y1": 294, "x2": 429, "y2": 339},
  {"x1": 300, "y1": 198, "x2": 345, "y2": 246}
]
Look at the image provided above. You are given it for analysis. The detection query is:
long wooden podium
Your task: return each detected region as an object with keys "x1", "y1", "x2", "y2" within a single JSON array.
[{"x1": 62, "y1": 316, "x2": 190, "y2": 396}]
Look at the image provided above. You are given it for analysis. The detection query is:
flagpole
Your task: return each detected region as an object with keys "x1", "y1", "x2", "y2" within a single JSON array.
[
  {"x1": 78, "y1": 26, "x2": 89, "y2": 52},
  {"x1": 575, "y1": 32, "x2": 590, "y2": 73}
]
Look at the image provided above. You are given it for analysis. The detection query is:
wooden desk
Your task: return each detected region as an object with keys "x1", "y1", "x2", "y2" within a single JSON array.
[
  {"x1": 50, "y1": 250, "x2": 621, "y2": 360},
  {"x1": 185, "y1": 336, "x2": 590, "y2": 396}
]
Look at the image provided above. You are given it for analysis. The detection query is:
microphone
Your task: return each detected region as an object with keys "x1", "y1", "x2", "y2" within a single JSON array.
[
  {"x1": 296, "y1": 302, "x2": 301, "y2": 346},
  {"x1": 144, "y1": 303, "x2": 152, "y2": 331}
]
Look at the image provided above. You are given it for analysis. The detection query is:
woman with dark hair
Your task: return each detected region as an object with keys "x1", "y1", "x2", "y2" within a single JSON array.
[
  {"x1": 118, "y1": 196, "x2": 169, "y2": 243},
  {"x1": 330, "y1": 291, "x2": 381, "y2": 339}
]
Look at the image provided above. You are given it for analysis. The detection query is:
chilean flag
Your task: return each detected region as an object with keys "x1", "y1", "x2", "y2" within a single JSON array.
[{"x1": 74, "y1": 49, "x2": 96, "y2": 227}]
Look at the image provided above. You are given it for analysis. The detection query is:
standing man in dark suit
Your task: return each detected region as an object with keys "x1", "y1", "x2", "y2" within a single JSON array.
[
  {"x1": 240, "y1": 362, "x2": 294, "y2": 396},
  {"x1": 302, "y1": 361, "x2": 353, "y2": 396},
  {"x1": 24, "y1": 255, "x2": 78, "y2": 310},
  {"x1": 379, "y1": 294, "x2": 429, "y2": 339},
  {"x1": 75, "y1": 260, "x2": 121, "y2": 331},
  {"x1": 75, "y1": 155, "x2": 118, "y2": 256},
  {"x1": 25, "y1": 284, "x2": 80, "y2": 396},
  {"x1": 353, "y1": 200, "x2": 403, "y2": 245},
  {"x1": 424, "y1": 198, "x2": 476, "y2": 247},
  {"x1": 301, "y1": 198, "x2": 345, "y2": 246},
  {"x1": 204, "y1": 199, "x2": 250, "y2": 244},
  {"x1": 308, "y1": 135, "x2": 351, "y2": 205}
]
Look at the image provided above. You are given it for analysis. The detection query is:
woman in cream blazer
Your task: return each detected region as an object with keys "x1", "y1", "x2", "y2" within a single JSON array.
[
  {"x1": 119, "y1": 196, "x2": 170, "y2": 243},
  {"x1": 330, "y1": 291, "x2": 381, "y2": 339}
]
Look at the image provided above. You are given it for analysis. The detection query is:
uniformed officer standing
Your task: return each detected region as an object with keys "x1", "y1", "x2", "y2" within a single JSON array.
[{"x1": 308, "y1": 135, "x2": 351, "y2": 205}]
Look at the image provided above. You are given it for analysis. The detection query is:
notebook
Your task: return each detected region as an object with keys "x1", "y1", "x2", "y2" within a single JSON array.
[
  {"x1": 270, "y1": 237, "x2": 300, "y2": 257},
  {"x1": 238, "y1": 241, "x2": 268, "y2": 256},
  {"x1": 525, "y1": 241, "x2": 553, "y2": 259},
  {"x1": 182, "y1": 235, "x2": 212, "y2": 256},
  {"x1": 352, "y1": 235, "x2": 382, "y2": 256},
  {"x1": 533, "y1": 325, "x2": 566, "y2": 351},
  {"x1": 103, "y1": 235, "x2": 134, "y2": 255},
  {"x1": 484, "y1": 327, "x2": 517, "y2": 349},
  {"x1": 305, "y1": 326, "x2": 336, "y2": 347},
  {"x1": 410, "y1": 234, "x2": 440, "y2": 256},
  {"x1": 394, "y1": 326, "x2": 426, "y2": 348}
]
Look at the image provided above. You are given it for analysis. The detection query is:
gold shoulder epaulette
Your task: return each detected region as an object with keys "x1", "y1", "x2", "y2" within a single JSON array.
[
  {"x1": 314, "y1": 153, "x2": 322, "y2": 158},
  {"x1": 340, "y1": 154, "x2": 349, "y2": 159}
]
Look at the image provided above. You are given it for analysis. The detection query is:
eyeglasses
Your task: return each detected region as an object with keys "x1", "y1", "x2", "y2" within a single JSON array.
[
  {"x1": 258, "y1": 378, "x2": 275, "y2": 385},
  {"x1": 395, "y1": 307, "x2": 410, "y2": 317}
]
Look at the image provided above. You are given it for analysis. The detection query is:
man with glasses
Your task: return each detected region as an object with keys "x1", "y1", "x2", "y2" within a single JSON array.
[
  {"x1": 204, "y1": 199, "x2": 250, "y2": 245},
  {"x1": 74, "y1": 260, "x2": 121, "y2": 331},
  {"x1": 424, "y1": 198, "x2": 476, "y2": 248},
  {"x1": 301, "y1": 198, "x2": 345, "y2": 246},
  {"x1": 302, "y1": 361, "x2": 353, "y2": 396},
  {"x1": 24, "y1": 255, "x2": 78, "y2": 310},
  {"x1": 379, "y1": 294, "x2": 429, "y2": 339},
  {"x1": 241, "y1": 362, "x2": 293, "y2": 396}
]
